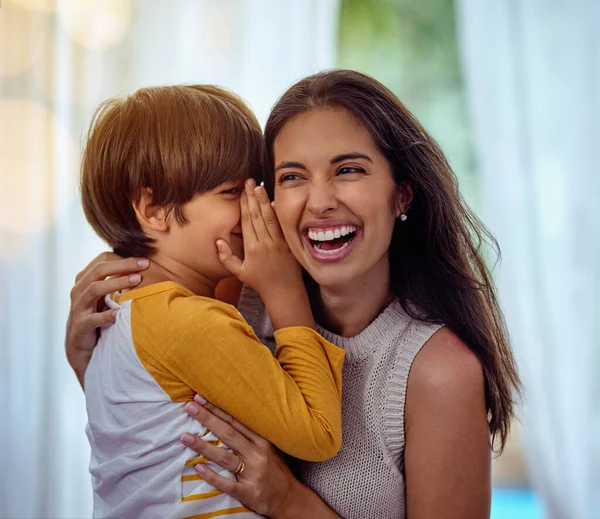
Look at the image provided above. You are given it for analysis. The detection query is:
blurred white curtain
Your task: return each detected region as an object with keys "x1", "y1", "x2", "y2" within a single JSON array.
[
  {"x1": 456, "y1": 1, "x2": 600, "y2": 518},
  {"x1": 0, "y1": 0, "x2": 340, "y2": 517}
]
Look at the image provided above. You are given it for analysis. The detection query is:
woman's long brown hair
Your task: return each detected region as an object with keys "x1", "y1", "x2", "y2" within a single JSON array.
[{"x1": 263, "y1": 69, "x2": 521, "y2": 451}]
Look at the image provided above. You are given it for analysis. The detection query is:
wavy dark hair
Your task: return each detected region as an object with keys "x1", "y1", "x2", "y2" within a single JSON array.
[{"x1": 263, "y1": 69, "x2": 520, "y2": 451}]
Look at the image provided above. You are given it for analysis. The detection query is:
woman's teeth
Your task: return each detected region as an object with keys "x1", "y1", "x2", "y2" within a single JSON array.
[
  {"x1": 313, "y1": 240, "x2": 351, "y2": 254},
  {"x1": 306, "y1": 225, "x2": 358, "y2": 255},
  {"x1": 307, "y1": 225, "x2": 357, "y2": 242}
]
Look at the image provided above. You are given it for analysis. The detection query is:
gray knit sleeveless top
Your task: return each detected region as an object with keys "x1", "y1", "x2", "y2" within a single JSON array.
[{"x1": 238, "y1": 286, "x2": 442, "y2": 518}]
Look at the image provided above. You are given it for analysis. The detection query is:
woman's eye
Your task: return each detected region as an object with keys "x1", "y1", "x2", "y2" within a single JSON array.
[
  {"x1": 221, "y1": 187, "x2": 241, "y2": 195},
  {"x1": 338, "y1": 166, "x2": 365, "y2": 175},
  {"x1": 278, "y1": 173, "x2": 302, "y2": 184}
]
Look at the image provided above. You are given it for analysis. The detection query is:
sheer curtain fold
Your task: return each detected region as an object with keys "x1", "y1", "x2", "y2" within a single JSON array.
[
  {"x1": 455, "y1": 1, "x2": 600, "y2": 518},
  {"x1": 0, "y1": 1, "x2": 339, "y2": 517}
]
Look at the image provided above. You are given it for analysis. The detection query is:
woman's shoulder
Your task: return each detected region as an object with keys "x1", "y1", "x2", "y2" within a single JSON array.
[
  {"x1": 405, "y1": 327, "x2": 486, "y2": 432},
  {"x1": 410, "y1": 328, "x2": 484, "y2": 394},
  {"x1": 383, "y1": 301, "x2": 444, "y2": 363}
]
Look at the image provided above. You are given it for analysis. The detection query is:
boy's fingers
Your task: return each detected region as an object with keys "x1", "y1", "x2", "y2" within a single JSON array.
[
  {"x1": 245, "y1": 179, "x2": 270, "y2": 241},
  {"x1": 240, "y1": 192, "x2": 258, "y2": 245},
  {"x1": 255, "y1": 186, "x2": 282, "y2": 241},
  {"x1": 217, "y1": 240, "x2": 243, "y2": 277}
]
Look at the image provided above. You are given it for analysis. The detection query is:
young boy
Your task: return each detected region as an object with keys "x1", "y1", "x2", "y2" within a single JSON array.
[{"x1": 80, "y1": 85, "x2": 345, "y2": 519}]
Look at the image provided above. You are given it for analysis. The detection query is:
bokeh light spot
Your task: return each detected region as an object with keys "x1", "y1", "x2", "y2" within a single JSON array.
[
  {"x1": 10, "y1": 0, "x2": 56, "y2": 13},
  {"x1": 57, "y1": 0, "x2": 130, "y2": 50},
  {"x1": 0, "y1": 2, "x2": 45, "y2": 77},
  {"x1": 0, "y1": 99, "x2": 79, "y2": 235}
]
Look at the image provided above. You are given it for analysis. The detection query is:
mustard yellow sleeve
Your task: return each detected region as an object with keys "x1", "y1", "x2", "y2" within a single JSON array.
[{"x1": 132, "y1": 295, "x2": 345, "y2": 462}]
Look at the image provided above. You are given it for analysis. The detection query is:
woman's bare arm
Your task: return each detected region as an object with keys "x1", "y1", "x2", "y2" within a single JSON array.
[{"x1": 404, "y1": 327, "x2": 491, "y2": 519}]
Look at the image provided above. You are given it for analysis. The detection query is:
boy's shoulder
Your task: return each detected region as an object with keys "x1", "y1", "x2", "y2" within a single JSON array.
[
  {"x1": 121, "y1": 281, "x2": 247, "y2": 335},
  {"x1": 116, "y1": 280, "x2": 195, "y2": 306}
]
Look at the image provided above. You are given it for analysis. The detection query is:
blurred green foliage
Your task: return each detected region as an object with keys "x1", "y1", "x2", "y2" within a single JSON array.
[{"x1": 338, "y1": 0, "x2": 477, "y2": 206}]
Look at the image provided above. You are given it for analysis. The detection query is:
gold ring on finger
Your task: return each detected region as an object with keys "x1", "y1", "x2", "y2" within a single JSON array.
[{"x1": 232, "y1": 458, "x2": 245, "y2": 476}]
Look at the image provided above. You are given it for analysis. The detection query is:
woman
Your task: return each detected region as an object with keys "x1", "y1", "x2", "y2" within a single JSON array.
[{"x1": 66, "y1": 70, "x2": 520, "y2": 518}]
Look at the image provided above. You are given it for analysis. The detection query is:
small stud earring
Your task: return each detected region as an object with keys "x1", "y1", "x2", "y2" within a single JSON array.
[{"x1": 400, "y1": 213, "x2": 408, "y2": 222}]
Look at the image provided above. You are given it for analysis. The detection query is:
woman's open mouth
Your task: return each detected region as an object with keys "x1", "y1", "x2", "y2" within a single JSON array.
[{"x1": 302, "y1": 224, "x2": 361, "y2": 263}]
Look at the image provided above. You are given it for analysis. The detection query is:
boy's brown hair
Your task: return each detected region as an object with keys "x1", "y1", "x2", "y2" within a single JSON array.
[{"x1": 81, "y1": 85, "x2": 264, "y2": 257}]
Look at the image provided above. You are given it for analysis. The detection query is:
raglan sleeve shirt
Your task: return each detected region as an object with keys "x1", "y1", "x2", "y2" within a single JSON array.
[{"x1": 121, "y1": 283, "x2": 345, "y2": 462}]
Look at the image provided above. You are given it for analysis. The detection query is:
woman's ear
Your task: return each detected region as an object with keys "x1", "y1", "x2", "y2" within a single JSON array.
[
  {"x1": 394, "y1": 181, "x2": 414, "y2": 218},
  {"x1": 132, "y1": 188, "x2": 169, "y2": 233}
]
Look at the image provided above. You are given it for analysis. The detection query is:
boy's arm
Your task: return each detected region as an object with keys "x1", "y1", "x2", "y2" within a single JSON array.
[{"x1": 135, "y1": 297, "x2": 344, "y2": 462}]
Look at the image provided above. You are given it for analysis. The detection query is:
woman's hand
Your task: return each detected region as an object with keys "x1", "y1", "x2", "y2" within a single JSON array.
[
  {"x1": 66, "y1": 252, "x2": 148, "y2": 387},
  {"x1": 180, "y1": 395, "x2": 296, "y2": 517},
  {"x1": 180, "y1": 396, "x2": 342, "y2": 519}
]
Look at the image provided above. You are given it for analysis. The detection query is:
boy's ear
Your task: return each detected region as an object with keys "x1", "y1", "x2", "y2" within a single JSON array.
[
  {"x1": 394, "y1": 181, "x2": 414, "y2": 218},
  {"x1": 133, "y1": 188, "x2": 169, "y2": 233}
]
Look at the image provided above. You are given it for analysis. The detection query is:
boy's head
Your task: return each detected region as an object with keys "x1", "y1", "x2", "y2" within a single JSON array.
[{"x1": 81, "y1": 85, "x2": 263, "y2": 279}]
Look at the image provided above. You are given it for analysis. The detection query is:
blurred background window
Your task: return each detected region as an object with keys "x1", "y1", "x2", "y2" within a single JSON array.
[{"x1": 338, "y1": 0, "x2": 477, "y2": 205}]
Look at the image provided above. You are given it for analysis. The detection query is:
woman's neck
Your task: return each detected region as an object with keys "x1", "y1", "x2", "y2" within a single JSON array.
[{"x1": 315, "y1": 258, "x2": 394, "y2": 338}]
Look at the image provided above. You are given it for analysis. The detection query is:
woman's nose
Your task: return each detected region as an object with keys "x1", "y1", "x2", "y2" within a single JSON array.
[{"x1": 306, "y1": 182, "x2": 338, "y2": 217}]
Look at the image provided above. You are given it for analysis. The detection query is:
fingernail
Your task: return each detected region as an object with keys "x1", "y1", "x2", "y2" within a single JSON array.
[
  {"x1": 181, "y1": 432, "x2": 196, "y2": 445},
  {"x1": 184, "y1": 402, "x2": 199, "y2": 415},
  {"x1": 137, "y1": 258, "x2": 149, "y2": 268},
  {"x1": 111, "y1": 309, "x2": 119, "y2": 319},
  {"x1": 216, "y1": 241, "x2": 223, "y2": 253},
  {"x1": 195, "y1": 464, "x2": 206, "y2": 474},
  {"x1": 129, "y1": 274, "x2": 141, "y2": 284},
  {"x1": 254, "y1": 186, "x2": 264, "y2": 196},
  {"x1": 194, "y1": 395, "x2": 207, "y2": 405},
  {"x1": 246, "y1": 178, "x2": 256, "y2": 188}
]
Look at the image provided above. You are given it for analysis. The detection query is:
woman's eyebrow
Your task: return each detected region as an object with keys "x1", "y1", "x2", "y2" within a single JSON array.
[
  {"x1": 330, "y1": 152, "x2": 373, "y2": 164},
  {"x1": 274, "y1": 161, "x2": 307, "y2": 172},
  {"x1": 275, "y1": 152, "x2": 372, "y2": 172}
]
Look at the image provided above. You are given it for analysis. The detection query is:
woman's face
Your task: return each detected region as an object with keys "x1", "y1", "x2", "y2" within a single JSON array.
[{"x1": 273, "y1": 107, "x2": 406, "y2": 291}]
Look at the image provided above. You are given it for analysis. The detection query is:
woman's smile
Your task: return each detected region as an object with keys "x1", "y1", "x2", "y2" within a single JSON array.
[{"x1": 301, "y1": 219, "x2": 362, "y2": 262}]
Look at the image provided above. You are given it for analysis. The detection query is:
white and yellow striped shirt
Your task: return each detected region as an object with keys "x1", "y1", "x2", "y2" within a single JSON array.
[{"x1": 84, "y1": 281, "x2": 344, "y2": 519}]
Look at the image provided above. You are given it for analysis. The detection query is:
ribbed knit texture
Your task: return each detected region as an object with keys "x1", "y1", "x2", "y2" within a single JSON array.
[{"x1": 237, "y1": 287, "x2": 443, "y2": 518}]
